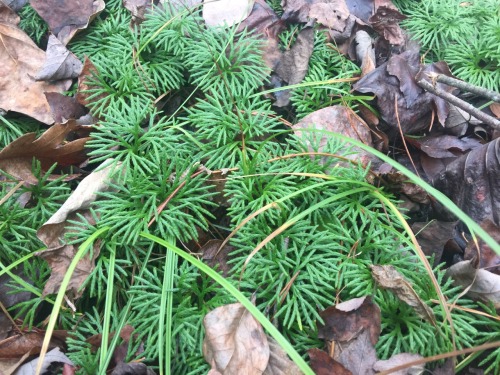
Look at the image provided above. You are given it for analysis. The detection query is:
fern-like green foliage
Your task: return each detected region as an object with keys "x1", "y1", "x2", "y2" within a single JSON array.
[
  {"x1": 290, "y1": 31, "x2": 360, "y2": 119},
  {"x1": 400, "y1": 0, "x2": 500, "y2": 90}
]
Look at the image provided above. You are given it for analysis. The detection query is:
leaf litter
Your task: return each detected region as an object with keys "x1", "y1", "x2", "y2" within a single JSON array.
[{"x1": 0, "y1": 0, "x2": 499, "y2": 373}]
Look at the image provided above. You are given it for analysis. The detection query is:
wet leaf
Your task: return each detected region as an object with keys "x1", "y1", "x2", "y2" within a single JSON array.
[
  {"x1": 318, "y1": 296, "x2": 380, "y2": 375},
  {"x1": 203, "y1": 303, "x2": 270, "y2": 374},
  {"x1": 0, "y1": 121, "x2": 89, "y2": 184},
  {"x1": 406, "y1": 134, "x2": 482, "y2": 159},
  {"x1": 464, "y1": 220, "x2": 500, "y2": 274},
  {"x1": 203, "y1": 0, "x2": 255, "y2": 28},
  {"x1": 446, "y1": 260, "x2": 500, "y2": 308},
  {"x1": 370, "y1": 265, "x2": 436, "y2": 324},
  {"x1": 0, "y1": 19, "x2": 71, "y2": 124},
  {"x1": 35, "y1": 34, "x2": 83, "y2": 81},
  {"x1": 36, "y1": 160, "x2": 117, "y2": 296},
  {"x1": 432, "y1": 138, "x2": 500, "y2": 225},
  {"x1": 373, "y1": 353, "x2": 424, "y2": 375},
  {"x1": 31, "y1": 0, "x2": 105, "y2": 44},
  {"x1": 308, "y1": 348, "x2": 352, "y2": 375}
]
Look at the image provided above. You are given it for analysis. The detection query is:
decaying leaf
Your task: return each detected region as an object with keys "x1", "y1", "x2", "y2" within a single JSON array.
[
  {"x1": 368, "y1": 4, "x2": 407, "y2": 45},
  {"x1": 203, "y1": 303, "x2": 270, "y2": 374},
  {"x1": 201, "y1": 239, "x2": 234, "y2": 277},
  {"x1": 36, "y1": 160, "x2": 118, "y2": 296},
  {"x1": 432, "y1": 138, "x2": 500, "y2": 225},
  {"x1": 370, "y1": 264, "x2": 436, "y2": 324},
  {"x1": 412, "y1": 220, "x2": 458, "y2": 265},
  {"x1": 309, "y1": 1, "x2": 351, "y2": 32},
  {"x1": 30, "y1": 0, "x2": 104, "y2": 44},
  {"x1": 353, "y1": 47, "x2": 456, "y2": 135},
  {"x1": 373, "y1": 352, "x2": 424, "y2": 375},
  {"x1": 274, "y1": 27, "x2": 314, "y2": 107},
  {"x1": 464, "y1": 220, "x2": 500, "y2": 273},
  {"x1": 308, "y1": 348, "x2": 352, "y2": 375},
  {"x1": 0, "y1": 19, "x2": 71, "y2": 123},
  {"x1": 318, "y1": 296, "x2": 380, "y2": 375},
  {"x1": 35, "y1": 34, "x2": 83, "y2": 81},
  {"x1": 45, "y1": 92, "x2": 87, "y2": 123},
  {"x1": 293, "y1": 105, "x2": 373, "y2": 166},
  {"x1": 0, "y1": 121, "x2": 89, "y2": 184},
  {"x1": 203, "y1": 0, "x2": 255, "y2": 28},
  {"x1": 446, "y1": 260, "x2": 500, "y2": 308},
  {"x1": 263, "y1": 337, "x2": 302, "y2": 375},
  {"x1": 14, "y1": 347, "x2": 74, "y2": 375},
  {"x1": 123, "y1": 0, "x2": 151, "y2": 27}
]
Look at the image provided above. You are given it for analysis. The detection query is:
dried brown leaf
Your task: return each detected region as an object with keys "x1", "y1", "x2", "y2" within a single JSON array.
[
  {"x1": 31, "y1": 0, "x2": 104, "y2": 44},
  {"x1": 368, "y1": 5, "x2": 406, "y2": 45},
  {"x1": 308, "y1": 348, "x2": 352, "y2": 375},
  {"x1": 370, "y1": 264, "x2": 436, "y2": 324},
  {"x1": 36, "y1": 161, "x2": 117, "y2": 296},
  {"x1": 446, "y1": 260, "x2": 500, "y2": 308},
  {"x1": 0, "y1": 21, "x2": 71, "y2": 123},
  {"x1": 293, "y1": 105, "x2": 373, "y2": 166},
  {"x1": 45, "y1": 92, "x2": 87, "y2": 123},
  {"x1": 203, "y1": 303, "x2": 270, "y2": 374},
  {"x1": 263, "y1": 337, "x2": 302, "y2": 375},
  {"x1": 0, "y1": 121, "x2": 88, "y2": 184},
  {"x1": 35, "y1": 34, "x2": 83, "y2": 81}
]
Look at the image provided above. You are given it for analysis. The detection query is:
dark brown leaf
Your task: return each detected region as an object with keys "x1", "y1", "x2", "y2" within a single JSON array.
[
  {"x1": 308, "y1": 348, "x2": 352, "y2": 375},
  {"x1": 0, "y1": 121, "x2": 88, "y2": 184},
  {"x1": 432, "y1": 138, "x2": 500, "y2": 225},
  {"x1": 203, "y1": 303, "x2": 269, "y2": 374},
  {"x1": 368, "y1": 5, "x2": 406, "y2": 45},
  {"x1": 464, "y1": 220, "x2": 500, "y2": 274},
  {"x1": 76, "y1": 57, "x2": 105, "y2": 109},
  {"x1": 45, "y1": 92, "x2": 88, "y2": 123},
  {"x1": 31, "y1": 0, "x2": 104, "y2": 44},
  {"x1": 35, "y1": 34, "x2": 83, "y2": 81},
  {"x1": 201, "y1": 239, "x2": 234, "y2": 276},
  {"x1": 406, "y1": 134, "x2": 482, "y2": 159},
  {"x1": 412, "y1": 220, "x2": 458, "y2": 265}
]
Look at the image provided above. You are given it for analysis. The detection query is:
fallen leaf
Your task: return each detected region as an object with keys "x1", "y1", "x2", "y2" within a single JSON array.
[
  {"x1": 76, "y1": 57, "x2": 106, "y2": 109},
  {"x1": 318, "y1": 296, "x2": 380, "y2": 375},
  {"x1": 353, "y1": 47, "x2": 456, "y2": 135},
  {"x1": 45, "y1": 92, "x2": 88, "y2": 123},
  {"x1": 406, "y1": 134, "x2": 482, "y2": 159},
  {"x1": 15, "y1": 347, "x2": 73, "y2": 375},
  {"x1": 370, "y1": 264, "x2": 436, "y2": 324},
  {"x1": 0, "y1": 121, "x2": 88, "y2": 184},
  {"x1": 292, "y1": 105, "x2": 373, "y2": 166},
  {"x1": 412, "y1": 221, "x2": 458, "y2": 265},
  {"x1": 373, "y1": 352, "x2": 424, "y2": 375},
  {"x1": 308, "y1": 348, "x2": 352, "y2": 375},
  {"x1": 264, "y1": 337, "x2": 302, "y2": 375},
  {"x1": 464, "y1": 220, "x2": 500, "y2": 274},
  {"x1": 0, "y1": 20, "x2": 71, "y2": 124},
  {"x1": 446, "y1": 260, "x2": 500, "y2": 308},
  {"x1": 309, "y1": 1, "x2": 350, "y2": 32},
  {"x1": 274, "y1": 27, "x2": 314, "y2": 107},
  {"x1": 345, "y1": 0, "x2": 373, "y2": 23},
  {"x1": 432, "y1": 138, "x2": 500, "y2": 225},
  {"x1": 123, "y1": 0, "x2": 151, "y2": 27},
  {"x1": 36, "y1": 160, "x2": 118, "y2": 296},
  {"x1": 368, "y1": 4, "x2": 406, "y2": 45},
  {"x1": 490, "y1": 103, "x2": 500, "y2": 118},
  {"x1": 0, "y1": 0, "x2": 26, "y2": 12},
  {"x1": 0, "y1": 2, "x2": 20, "y2": 24},
  {"x1": 203, "y1": 0, "x2": 255, "y2": 28},
  {"x1": 203, "y1": 303, "x2": 270, "y2": 374},
  {"x1": 201, "y1": 239, "x2": 234, "y2": 276},
  {"x1": 445, "y1": 104, "x2": 482, "y2": 136},
  {"x1": 111, "y1": 362, "x2": 156, "y2": 375},
  {"x1": 31, "y1": 0, "x2": 105, "y2": 44},
  {"x1": 35, "y1": 34, "x2": 83, "y2": 81},
  {"x1": 355, "y1": 30, "x2": 375, "y2": 77}
]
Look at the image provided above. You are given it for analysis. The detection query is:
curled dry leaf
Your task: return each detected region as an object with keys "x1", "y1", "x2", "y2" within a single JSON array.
[
  {"x1": 446, "y1": 260, "x2": 500, "y2": 308},
  {"x1": 30, "y1": 0, "x2": 105, "y2": 44},
  {"x1": 0, "y1": 19, "x2": 71, "y2": 124},
  {"x1": 293, "y1": 105, "x2": 373, "y2": 166},
  {"x1": 0, "y1": 121, "x2": 89, "y2": 184},
  {"x1": 370, "y1": 265, "x2": 436, "y2": 324},
  {"x1": 203, "y1": 303, "x2": 269, "y2": 375},
  {"x1": 203, "y1": 0, "x2": 255, "y2": 28},
  {"x1": 36, "y1": 160, "x2": 118, "y2": 296},
  {"x1": 35, "y1": 35, "x2": 83, "y2": 81}
]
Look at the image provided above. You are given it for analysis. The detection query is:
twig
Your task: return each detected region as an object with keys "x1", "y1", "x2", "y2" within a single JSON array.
[
  {"x1": 417, "y1": 79, "x2": 500, "y2": 129},
  {"x1": 427, "y1": 72, "x2": 500, "y2": 103}
]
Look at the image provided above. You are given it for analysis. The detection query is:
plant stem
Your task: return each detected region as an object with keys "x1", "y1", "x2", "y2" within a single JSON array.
[{"x1": 417, "y1": 79, "x2": 500, "y2": 129}]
